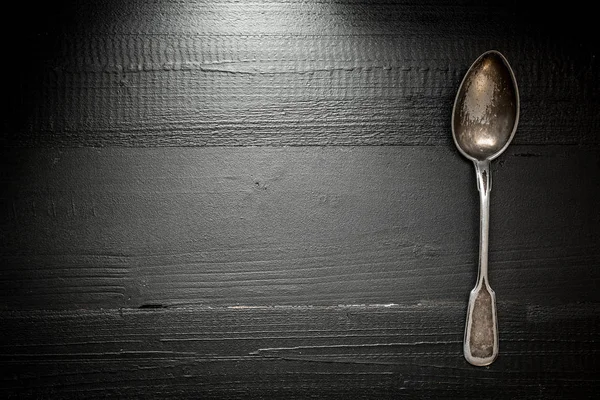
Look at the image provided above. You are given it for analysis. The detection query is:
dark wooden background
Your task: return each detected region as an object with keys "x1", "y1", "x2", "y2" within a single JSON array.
[{"x1": 2, "y1": 1, "x2": 599, "y2": 398}]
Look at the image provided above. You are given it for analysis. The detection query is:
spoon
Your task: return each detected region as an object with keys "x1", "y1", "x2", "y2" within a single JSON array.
[{"x1": 451, "y1": 50, "x2": 520, "y2": 366}]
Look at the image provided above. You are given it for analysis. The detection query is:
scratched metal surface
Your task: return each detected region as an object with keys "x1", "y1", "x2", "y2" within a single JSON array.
[{"x1": 1, "y1": 1, "x2": 599, "y2": 398}]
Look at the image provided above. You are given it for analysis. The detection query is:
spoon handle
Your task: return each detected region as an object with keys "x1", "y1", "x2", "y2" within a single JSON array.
[{"x1": 464, "y1": 160, "x2": 499, "y2": 366}]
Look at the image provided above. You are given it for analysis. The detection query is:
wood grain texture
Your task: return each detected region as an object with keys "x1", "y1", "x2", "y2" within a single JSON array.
[
  {"x1": 4, "y1": 0, "x2": 599, "y2": 147},
  {"x1": 1, "y1": 146, "x2": 598, "y2": 310},
  {"x1": 1, "y1": 303, "x2": 598, "y2": 399},
  {"x1": 2, "y1": 1, "x2": 599, "y2": 398}
]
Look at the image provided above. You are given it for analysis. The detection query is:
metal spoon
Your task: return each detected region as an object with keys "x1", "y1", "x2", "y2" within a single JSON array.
[{"x1": 451, "y1": 50, "x2": 520, "y2": 366}]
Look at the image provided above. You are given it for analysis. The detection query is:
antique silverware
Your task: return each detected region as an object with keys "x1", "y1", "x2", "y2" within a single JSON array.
[{"x1": 451, "y1": 50, "x2": 520, "y2": 366}]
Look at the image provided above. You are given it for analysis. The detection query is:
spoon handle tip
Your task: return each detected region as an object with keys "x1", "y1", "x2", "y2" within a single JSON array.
[{"x1": 464, "y1": 282, "x2": 499, "y2": 366}]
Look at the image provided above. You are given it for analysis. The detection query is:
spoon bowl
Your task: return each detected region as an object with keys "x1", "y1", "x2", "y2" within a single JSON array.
[
  {"x1": 452, "y1": 51, "x2": 519, "y2": 161},
  {"x1": 452, "y1": 50, "x2": 519, "y2": 366}
]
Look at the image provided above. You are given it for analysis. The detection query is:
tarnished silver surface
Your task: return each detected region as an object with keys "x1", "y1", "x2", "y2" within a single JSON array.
[
  {"x1": 452, "y1": 50, "x2": 520, "y2": 366},
  {"x1": 452, "y1": 51, "x2": 519, "y2": 162}
]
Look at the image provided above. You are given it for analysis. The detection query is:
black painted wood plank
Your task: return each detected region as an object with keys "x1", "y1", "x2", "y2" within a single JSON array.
[
  {"x1": 1, "y1": 146, "x2": 598, "y2": 309},
  {"x1": 1, "y1": 303, "x2": 598, "y2": 399},
  {"x1": 1, "y1": 1, "x2": 598, "y2": 398},
  {"x1": 4, "y1": 1, "x2": 599, "y2": 147}
]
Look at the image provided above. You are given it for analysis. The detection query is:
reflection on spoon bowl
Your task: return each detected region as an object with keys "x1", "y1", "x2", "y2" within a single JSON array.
[{"x1": 452, "y1": 51, "x2": 519, "y2": 162}]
